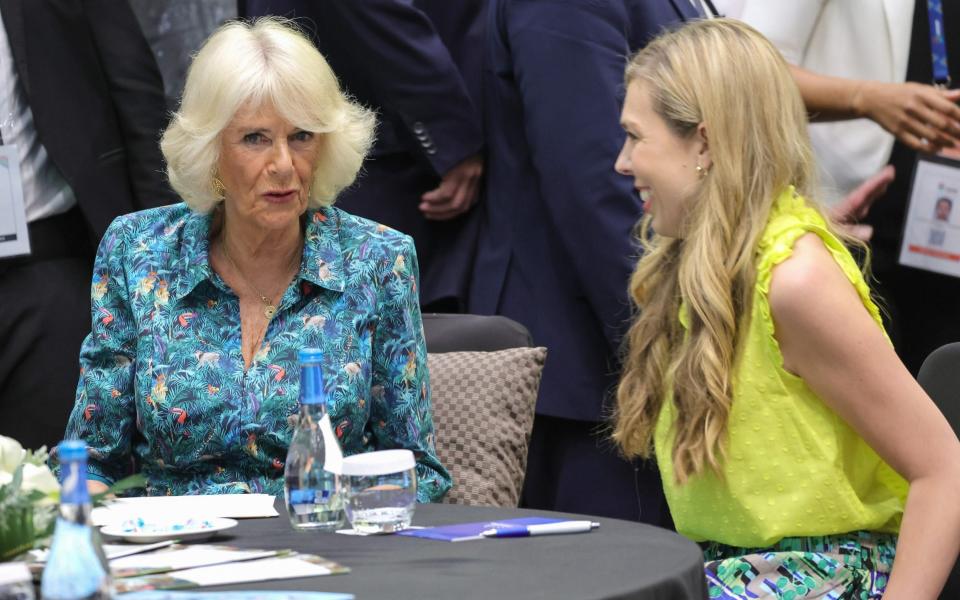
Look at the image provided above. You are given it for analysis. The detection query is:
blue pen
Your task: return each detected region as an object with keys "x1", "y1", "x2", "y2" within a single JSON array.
[{"x1": 481, "y1": 520, "x2": 600, "y2": 538}]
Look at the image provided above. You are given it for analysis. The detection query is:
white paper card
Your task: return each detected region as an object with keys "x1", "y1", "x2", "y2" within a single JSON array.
[
  {"x1": 110, "y1": 545, "x2": 277, "y2": 572},
  {"x1": 119, "y1": 592, "x2": 354, "y2": 600},
  {"x1": 172, "y1": 556, "x2": 332, "y2": 587},
  {"x1": 0, "y1": 562, "x2": 31, "y2": 586},
  {"x1": 899, "y1": 155, "x2": 960, "y2": 277},
  {"x1": 103, "y1": 541, "x2": 176, "y2": 560},
  {"x1": 92, "y1": 494, "x2": 278, "y2": 527},
  {"x1": 32, "y1": 540, "x2": 175, "y2": 563},
  {"x1": 319, "y1": 413, "x2": 343, "y2": 474},
  {"x1": 0, "y1": 144, "x2": 30, "y2": 258}
]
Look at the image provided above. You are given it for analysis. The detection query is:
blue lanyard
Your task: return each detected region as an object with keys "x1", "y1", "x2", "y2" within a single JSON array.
[{"x1": 928, "y1": 0, "x2": 951, "y2": 86}]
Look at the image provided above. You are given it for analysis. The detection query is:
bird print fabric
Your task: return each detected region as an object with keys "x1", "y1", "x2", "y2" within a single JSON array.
[{"x1": 58, "y1": 203, "x2": 451, "y2": 501}]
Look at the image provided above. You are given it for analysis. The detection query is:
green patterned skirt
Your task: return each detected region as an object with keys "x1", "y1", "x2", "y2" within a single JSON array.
[{"x1": 702, "y1": 531, "x2": 897, "y2": 599}]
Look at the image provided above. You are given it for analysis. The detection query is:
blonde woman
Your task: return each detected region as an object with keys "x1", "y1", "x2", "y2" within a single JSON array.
[
  {"x1": 57, "y1": 18, "x2": 451, "y2": 500},
  {"x1": 613, "y1": 19, "x2": 960, "y2": 599}
]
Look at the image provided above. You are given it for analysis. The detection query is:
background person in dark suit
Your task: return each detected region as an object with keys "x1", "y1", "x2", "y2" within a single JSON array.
[
  {"x1": 471, "y1": 0, "x2": 708, "y2": 522},
  {"x1": 0, "y1": 0, "x2": 175, "y2": 450},
  {"x1": 240, "y1": 0, "x2": 485, "y2": 311}
]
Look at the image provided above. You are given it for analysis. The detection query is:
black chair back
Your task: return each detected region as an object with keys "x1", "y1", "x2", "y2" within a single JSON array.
[
  {"x1": 918, "y1": 342, "x2": 960, "y2": 432},
  {"x1": 917, "y1": 342, "x2": 960, "y2": 600},
  {"x1": 421, "y1": 313, "x2": 533, "y2": 353}
]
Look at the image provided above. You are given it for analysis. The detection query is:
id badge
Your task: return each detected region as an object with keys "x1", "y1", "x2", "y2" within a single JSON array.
[
  {"x1": 898, "y1": 154, "x2": 960, "y2": 278},
  {"x1": 0, "y1": 144, "x2": 29, "y2": 258}
]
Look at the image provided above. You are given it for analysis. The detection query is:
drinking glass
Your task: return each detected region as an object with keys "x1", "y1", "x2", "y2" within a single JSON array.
[{"x1": 341, "y1": 450, "x2": 417, "y2": 534}]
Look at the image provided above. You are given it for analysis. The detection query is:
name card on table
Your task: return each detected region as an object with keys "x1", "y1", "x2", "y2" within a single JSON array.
[
  {"x1": 91, "y1": 494, "x2": 278, "y2": 527},
  {"x1": 121, "y1": 592, "x2": 354, "y2": 600},
  {"x1": 113, "y1": 554, "x2": 349, "y2": 594}
]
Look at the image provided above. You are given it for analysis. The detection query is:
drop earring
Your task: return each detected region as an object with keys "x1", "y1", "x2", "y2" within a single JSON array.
[{"x1": 212, "y1": 177, "x2": 226, "y2": 199}]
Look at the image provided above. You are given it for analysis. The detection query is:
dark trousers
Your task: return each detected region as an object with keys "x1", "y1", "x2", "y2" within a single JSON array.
[
  {"x1": 0, "y1": 208, "x2": 94, "y2": 450},
  {"x1": 520, "y1": 413, "x2": 673, "y2": 528}
]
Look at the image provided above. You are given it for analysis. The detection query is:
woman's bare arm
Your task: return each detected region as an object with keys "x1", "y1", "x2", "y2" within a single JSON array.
[{"x1": 770, "y1": 233, "x2": 960, "y2": 600}]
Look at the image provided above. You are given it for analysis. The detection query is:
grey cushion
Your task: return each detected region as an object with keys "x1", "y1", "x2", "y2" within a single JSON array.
[{"x1": 428, "y1": 347, "x2": 547, "y2": 507}]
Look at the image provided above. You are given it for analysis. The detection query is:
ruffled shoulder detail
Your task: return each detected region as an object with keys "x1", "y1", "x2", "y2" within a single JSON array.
[{"x1": 754, "y1": 187, "x2": 884, "y2": 335}]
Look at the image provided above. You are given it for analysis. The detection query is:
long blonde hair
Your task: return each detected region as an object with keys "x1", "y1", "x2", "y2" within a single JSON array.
[{"x1": 612, "y1": 19, "x2": 818, "y2": 483}]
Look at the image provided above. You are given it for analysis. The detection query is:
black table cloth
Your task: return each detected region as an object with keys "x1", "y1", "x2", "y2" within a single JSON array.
[{"x1": 205, "y1": 502, "x2": 707, "y2": 599}]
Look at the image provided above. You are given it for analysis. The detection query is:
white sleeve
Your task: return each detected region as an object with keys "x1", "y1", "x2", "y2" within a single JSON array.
[{"x1": 736, "y1": 0, "x2": 828, "y2": 65}]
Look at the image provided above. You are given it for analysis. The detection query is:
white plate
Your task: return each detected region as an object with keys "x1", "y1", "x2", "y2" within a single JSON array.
[{"x1": 100, "y1": 516, "x2": 238, "y2": 543}]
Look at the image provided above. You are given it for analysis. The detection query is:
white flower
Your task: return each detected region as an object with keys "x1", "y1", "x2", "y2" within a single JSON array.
[
  {"x1": 0, "y1": 435, "x2": 25, "y2": 476},
  {"x1": 21, "y1": 463, "x2": 59, "y2": 497},
  {"x1": 0, "y1": 435, "x2": 57, "y2": 500}
]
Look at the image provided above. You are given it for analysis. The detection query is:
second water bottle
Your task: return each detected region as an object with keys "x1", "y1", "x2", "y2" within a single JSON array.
[{"x1": 284, "y1": 348, "x2": 344, "y2": 531}]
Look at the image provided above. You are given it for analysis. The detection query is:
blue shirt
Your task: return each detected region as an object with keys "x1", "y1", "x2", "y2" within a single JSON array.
[{"x1": 61, "y1": 203, "x2": 451, "y2": 500}]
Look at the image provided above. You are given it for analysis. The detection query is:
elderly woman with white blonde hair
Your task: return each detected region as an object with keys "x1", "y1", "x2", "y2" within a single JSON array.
[{"x1": 56, "y1": 17, "x2": 451, "y2": 500}]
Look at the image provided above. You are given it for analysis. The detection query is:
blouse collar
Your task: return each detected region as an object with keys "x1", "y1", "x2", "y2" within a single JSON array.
[{"x1": 171, "y1": 206, "x2": 346, "y2": 303}]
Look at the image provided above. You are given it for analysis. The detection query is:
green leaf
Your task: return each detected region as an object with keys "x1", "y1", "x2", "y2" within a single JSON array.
[
  {"x1": 0, "y1": 469, "x2": 147, "y2": 562},
  {"x1": 0, "y1": 505, "x2": 38, "y2": 562}
]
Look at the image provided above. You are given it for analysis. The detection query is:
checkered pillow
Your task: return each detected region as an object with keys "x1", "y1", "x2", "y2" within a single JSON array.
[{"x1": 428, "y1": 347, "x2": 547, "y2": 507}]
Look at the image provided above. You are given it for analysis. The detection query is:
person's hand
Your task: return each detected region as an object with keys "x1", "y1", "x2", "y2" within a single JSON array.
[
  {"x1": 419, "y1": 154, "x2": 483, "y2": 220},
  {"x1": 829, "y1": 165, "x2": 895, "y2": 241},
  {"x1": 853, "y1": 81, "x2": 960, "y2": 153},
  {"x1": 940, "y1": 146, "x2": 960, "y2": 160},
  {"x1": 87, "y1": 479, "x2": 110, "y2": 495}
]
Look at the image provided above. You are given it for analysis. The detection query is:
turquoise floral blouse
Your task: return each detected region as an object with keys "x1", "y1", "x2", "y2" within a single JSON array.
[{"x1": 59, "y1": 203, "x2": 451, "y2": 501}]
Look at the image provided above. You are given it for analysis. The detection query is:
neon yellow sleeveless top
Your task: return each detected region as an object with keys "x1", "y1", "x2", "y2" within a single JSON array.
[{"x1": 654, "y1": 187, "x2": 908, "y2": 548}]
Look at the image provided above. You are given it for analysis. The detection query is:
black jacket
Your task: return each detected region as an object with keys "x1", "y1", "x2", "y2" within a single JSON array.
[{"x1": 0, "y1": 0, "x2": 175, "y2": 238}]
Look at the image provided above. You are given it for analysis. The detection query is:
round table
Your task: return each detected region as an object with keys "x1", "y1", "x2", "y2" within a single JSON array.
[{"x1": 207, "y1": 502, "x2": 707, "y2": 599}]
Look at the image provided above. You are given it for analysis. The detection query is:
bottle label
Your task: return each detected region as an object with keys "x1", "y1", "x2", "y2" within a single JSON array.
[
  {"x1": 319, "y1": 413, "x2": 343, "y2": 474},
  {"x1": 61, "y1": 461, "x2": 90, "y2": 505}
]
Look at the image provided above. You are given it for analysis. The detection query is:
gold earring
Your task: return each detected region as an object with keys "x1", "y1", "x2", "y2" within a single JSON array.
[{"x1": 212, "y1": 177, "x2": 226, "y2": 200}]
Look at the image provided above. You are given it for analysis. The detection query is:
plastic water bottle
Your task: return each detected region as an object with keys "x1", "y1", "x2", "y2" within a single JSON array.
[
  {"x1": 41, "y1": 440, "x2": 112, "y2": 599},
  {"x1": 284, "y1": 348, "x2": 344, "y2": 531}
]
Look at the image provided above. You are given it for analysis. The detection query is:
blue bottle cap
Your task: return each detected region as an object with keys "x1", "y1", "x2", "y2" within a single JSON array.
[
  {"x1": 57, "y1": 439, "x2": 88, "y2": 462},
  {"x1": 298, "y1": 348, "x2": 324, "y2": 363},
  {"x1": 299, "y1": 348, "x2": 326, "y2": 405}
]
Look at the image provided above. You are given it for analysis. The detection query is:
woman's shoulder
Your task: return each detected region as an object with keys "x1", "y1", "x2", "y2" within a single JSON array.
[
  {"x1": 767, "y1": 233, "x2": 850, "y2": 316},
  {"x1": 99, "y1": 203, "x2": 208, "y2": 268},
  {"x1": 106, "y1": 203, "x2": 195, "y2": 239},
  {"x1": 758, "y1": 189, "x2": 829, "y2": 251},
  {"x1": 320, "y1": 206, "x2": 416, "y2": 254},
  {"x1": 767, "y1": 230, "x2": 885, "y2": 343},
  {"x1": 756, "y1": 189, "x2": 852, "y2": 286}
]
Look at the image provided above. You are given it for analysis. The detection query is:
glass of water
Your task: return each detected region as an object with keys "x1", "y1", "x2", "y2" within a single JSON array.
[{"x1": 341, "y1": 449, "x2": 417, "y2": 534}]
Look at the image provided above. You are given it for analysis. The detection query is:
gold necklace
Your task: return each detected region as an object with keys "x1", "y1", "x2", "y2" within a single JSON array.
[{"x1": 220, "y1": 240, "x2": 299, "y2": 319}]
